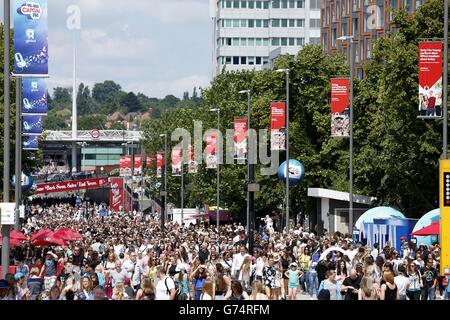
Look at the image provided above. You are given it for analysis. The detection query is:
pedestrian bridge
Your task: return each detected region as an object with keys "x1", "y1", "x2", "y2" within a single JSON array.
[{"x1": 43, "y1": 130, "x2": 144, "y2": 143}]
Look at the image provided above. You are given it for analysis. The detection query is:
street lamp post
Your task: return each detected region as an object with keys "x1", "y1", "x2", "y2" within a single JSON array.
[
  {"x1": 239, "y1": 90, "x2": 256, "y2": 254},
  {"x1": 337, "y1": 35, "x2": 355, "y2": 234},
  {"x1": 276, "y1": 69, "x2": 290, "y2": 232},
  {"x1": 210, "y1": 108, "x2": 220, "y2": 229},
  {"x1": 160, "y1": 134, "x2": 168, "y2": 229}
]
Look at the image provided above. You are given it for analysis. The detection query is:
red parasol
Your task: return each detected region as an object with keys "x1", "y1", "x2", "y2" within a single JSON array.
[
  {"x1": 31, "y1": 228, "x2": 52, "y2": 242},
  {"x1": 411, "y1": 221, "x2": 440, "y2": 236},
  {"x1": 54, "y1": 227, "x2": 83, "y2": 241},
  {"x1": 31, "y1": 231, "x2": 66, "y2": 247},
  {"x1": 0, "y1": 236, "x2": 23, "y2": 247},
  {"x1": 10, "y1": 230, "x2": 27, "y2": 241}
]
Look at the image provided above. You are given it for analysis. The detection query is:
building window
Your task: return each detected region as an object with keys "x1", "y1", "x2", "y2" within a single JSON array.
[
  {"x1": 264, "y1": 1, "x2": 270, "y2": 8},
  {"x1": 289, "y1": 19, "x2": 296, "y2": 27},
  {"x1": 256, "y1": 57, "x2": 262, "y2": 64},
  {"x1": 225, "y1": 19, "x2": 232, "y2": 27},
  {"x1": 248, "y1": 38, "x2": 255, "y2": 46},
  {"x1": 241, "y1": 0, "x2": 247, "y2": 8},
  {"x1": 281, "y1": 0, "x2": 288, "y2": 8},
  {"x1": 310, "y1": 18, "x2": 320, "y2": 28},
  {"x1": 233, "y1": 19, "x2": 240, "y2": 27},
  {"x1": 249, "y1": 0, "x2": 255, "y2": 8},
  {"x1": 297, "y1": 38, "x2": 305, "y2": 45},
  {"x1": 281, "y1": 19, "x2": 288, "y2": 27},
  {"x1": 289, "y1": 0, "x2": 296, "y2": 8},
  {"x1": 248, "y1": 56, "x2": 255, "y2": 65},
  {"x1": 263, "y1": 57, "x2": 269, "y2": 65},
  {"x1": 289, "y1": 38, "x2": 295, "y2": 46},
  {"x1": 233, "y1": 56, "x2": 240, "y2": 65},
  {"x1": 226, "y1": 0, "x2": 232, "y2": 8},
  {"x1": 310, "y1": 0, "x2": 323, "y2": 9},
  {"x1": 272, "y1": 19, "x2": 280, "y2": 27},
  {"x1": 310, "y1": 37, "x2": 320, "y2": 44},
  {"x1": 263, "y1": 20, "x2": 269, "y2": 27},
  {"x1": 256, "y1": 19, "x2": 262, "y2": 27},
  {"x1": 233, "y1": 0, "x2": 240, "y2": 8},
  {"x1": 241, "y1": 56, "x2": 247, "y2": 64},
  {"x1": 263, "y1": 38, "x2": 269, "y2": 46},
  {"x1": 241, "y1": 38, "x2": 247, "y2": 46},
  {"x1": 249, "y1": 19, "x2": 255, "y2": 28},
  {"x1": 233, "y1": 38, "x2": 240, "y2": 46},
  {"x1": 226, "y1": 56, "x2": 232, "y2": 64},
  {"x1": 297, "y1": 0, "x2": 305, "y2": 7},
  {"x1": 241, "y1": 19, "x2": 248, "y2": 27},
  {"x1": 272, "y1": 37, "x2": 280, "y2": 46},
  {"x1": 297, "y1": 19, "x2": 305, "y2": 27},
  {"x1": 272, "y1": 0, "x2": 280, "y2": 8},
  {"x1": 256, "y1": 0, "x2": 263, "y2": 8},
  {"x1": 256, "y1": 38, "x2": 262, "y2": 46},
  {"x1": 281, "y1": 37, "x2": 288, "y2": 46},
  {"x1": 226, "y1": 38, "x2": 232, "y2": 46}
]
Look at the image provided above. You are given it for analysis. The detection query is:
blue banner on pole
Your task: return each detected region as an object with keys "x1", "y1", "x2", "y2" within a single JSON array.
[
  {"x1": 22, "y1": 115, "x2": 43, "y2": 135},
  {"x1": 23, "y1": 135, "x2": 39, "y2": 150},
  {"x1": 22, "y1": 78, "x2": 48, "y2": 115},
  {"x1": 13, "y1": 0, "x2": 49, "y2": 76}
]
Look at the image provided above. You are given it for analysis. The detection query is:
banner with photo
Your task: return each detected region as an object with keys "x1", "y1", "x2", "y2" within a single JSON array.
[
  {"x1": 133, "y1": 155, "x2": 143, "y2": 176},
  {"x1": 172, "y1": 147, "x2": 182, "y2": 176},
  {"x1": 234, "y1": 119, "x2": 247, "y2": 160},
  {"x1": 156, "y1": 152, "x2": 164, "y2": 178},
  {"x1": 206, "y1": 133, "x2": 218, "y2": 169},
  {"x1": 119, "y1": 155, "x2": 132, "y2": 177},
  {"x1": 22, "y1": 78, "x2": 48, "y2": 115},
  {"x1": 109, "y1": 178, "x2": 124, "y2": 212},
  {"x1": 270, "y1": 102, "x2": 286, "y2": 151},
  {"x1": 146, "y1": 155, "x2": 155, "y2": 169},
  {"x1": 419, "y1": 42, "x2": 443, "y2": 117},
  {"x1": 330, "y1": 78, "x2": 350, "y2": 137},
  {"x1": 22, "y1": 115, "x2": 43, "y2": 135},
  {"x1": 23, "y1": 135, "x2": 39, "y2": 150},
  {"x1": 188, "y1": 144, "x2": 198, "y2": 174},
  {"x1": 13, "y1": 0, "x2": 49, "y2": 76}
]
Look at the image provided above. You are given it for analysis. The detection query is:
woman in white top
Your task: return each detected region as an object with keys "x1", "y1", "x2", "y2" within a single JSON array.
[{"x1": 200, "y1": 279, "x2": 214, "y2": 300}]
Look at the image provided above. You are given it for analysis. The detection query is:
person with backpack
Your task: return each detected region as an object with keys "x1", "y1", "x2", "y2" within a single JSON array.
[{"x1": 155, "y1": 266, "x2": 175, "y2": 300}]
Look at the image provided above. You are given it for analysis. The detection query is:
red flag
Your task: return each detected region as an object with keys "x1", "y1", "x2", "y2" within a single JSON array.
[
  {"x1": 270, "y1": 102, "x2": 286, "y2": 150},
  {"x1": 419, "y1": 42, "x2": 443, "y2": 117},
  {"x1": 330, "y1": 78, "x2": 350, "y2": 137}
]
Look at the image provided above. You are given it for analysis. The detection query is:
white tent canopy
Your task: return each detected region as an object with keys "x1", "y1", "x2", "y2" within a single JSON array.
[{"x1": 319, "y1": 246, "x2": 356, "y2": 261}]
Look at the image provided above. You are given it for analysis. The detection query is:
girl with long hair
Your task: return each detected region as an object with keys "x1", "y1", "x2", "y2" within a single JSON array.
[
  {"x1": 200, "y1": 279, "x2": 214, "y2": 300},
  {"x1": 135, "y1": 278, "x2": 155, "y2": 300},
  {"x1": 358, "y1": 276, "x2": 379, "y2": 300},
  {"x1": 249, "y1": 280, "x2": 269, "y2": 300}
]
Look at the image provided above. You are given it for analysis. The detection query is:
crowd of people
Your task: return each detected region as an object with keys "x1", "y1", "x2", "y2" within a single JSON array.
[{"x1": 0, "y1": 202, "x2": 449, "y2": 301}]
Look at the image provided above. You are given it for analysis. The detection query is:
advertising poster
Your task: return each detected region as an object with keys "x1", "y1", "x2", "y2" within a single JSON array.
[
  {"x1": 35, "y1": 178, "x2": 108, "y2": 194},
  {"x1": 156, "y1": 152, "x2": 164, "y2": 178},
  {"x1": 22, "y1": 115, "x2": 43, "y2": 135},
  {"x1": 109, "y1": 178, "x2": 124, "y2": 212},
  {"x1": 23, "y1": 135, "x2": 39, "y2": 150},
  {"x1": 206, "y1": 133, "x2": 217, "y2": 169},
  {"x1": 146, "y1": 155, "x2": 155, "y2": 169},
  {"x1": 419, "y1": 42, "x2": 443, "y2": 117},
  {"x1": 13, "y1": 0, "x2": 49, "y2": 75},
  {"x1": 270, "y1": 102, "x2": 286, "y2": 151},
  {"x1": 172, "y1": 147, "x2": 182, "y2": 176},
  {"x1": 234, "y1": 119, "x2": 247, "y2": 160},
  {"x1": 134, "y1": 155, "x2": 143, "y2": 176},
  {"x1": 330, "y1": 78, "x2": 350, "y2": 137},
  {"x1": 119, "y1": 155, "x2": 132, "y2": 177},
  {"x1": 188, "y1": 144, "x2": 198, "y2": 174},
  {"x1": 22, "y1": 78, "x2": 48, "y2": 115}
]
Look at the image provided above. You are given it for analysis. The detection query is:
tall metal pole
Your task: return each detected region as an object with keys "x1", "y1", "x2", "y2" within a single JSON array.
[
  {"x1": 71, "y1": 30, "x2": 78, "y2": 172},
  {"x1": 285, "y1": 71, "x2": 290, "y2": 232},
  {"x1": 164, "y1": 136, "x2": 168, "y2": 226},
  {"x1": 349, "y1": 39, "x2": 355, "y2": 234},
  {"x1": 216, "y1": 110, "x2": 220, "y2": 229},
  {"x1": 247, "y1": 91, "x2": 255, "y2": 255},
  {"x1": 444, "y1": 0, "x2": 449, "y2": 159},
  {"x1": 14, "y1": 77, "x2": 22, "y2": 231},
  {"x1": 2, "y1": 0, "x2": 11, "y2": 279},
  {"x1": 181, "y1": 158, "x2": 184, "y2": 227},
  {"x1": 131, "y1": 143, "x2": 135, "y2": 213}
]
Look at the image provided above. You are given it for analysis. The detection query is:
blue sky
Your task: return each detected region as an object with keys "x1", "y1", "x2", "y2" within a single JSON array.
[{"x1": 1, "y1": 0, "x2": 213, "y2": 99}]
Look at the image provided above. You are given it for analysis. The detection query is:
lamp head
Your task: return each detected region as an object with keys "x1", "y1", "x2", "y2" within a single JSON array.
[
  {"x1": 238, "y1": 90, "x2": 250, "y2": 94},
  {"x1": 210, "y1": 108, "x2": 219, "y2": 112},
  {"x1": 275, "y1": 69, "x2": 289, "y2": 73}
]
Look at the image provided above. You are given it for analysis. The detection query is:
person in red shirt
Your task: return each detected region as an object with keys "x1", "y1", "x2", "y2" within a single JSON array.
[{"x1": 427, "y1": 91, "x2": 436, "y2": 116}]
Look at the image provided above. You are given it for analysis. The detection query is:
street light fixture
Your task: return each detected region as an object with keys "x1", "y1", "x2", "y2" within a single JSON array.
[
  {"x1": 210, "y1": 108, "x2": 220, "y2": 229},
  {"x1": 337, "y1": 35, "x2": 355, "y2": 235},
  {"x1": 276, "y1": 68, "x2": 290, "y2": 232}
]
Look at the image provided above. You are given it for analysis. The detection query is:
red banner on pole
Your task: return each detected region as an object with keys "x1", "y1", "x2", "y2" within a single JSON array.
[
  {"x1": 206, "y1": 133, "x2": 218, "y2": 169},
  {"x1": 188, "y1": 144, "x2": 198, "y2": 174},
  {"x1": 120, "y1": 155, "x2": 132, "y2": 176},
  {"x1": 109, "y1": 178, "x2": 124, "y2": 212},
  {"x1": 146, "y1": 155, "x2": 155, "y2": 168},
  {"x1": 35, "y1": 178, "x2": 109, "y2": 195},
  {"x1": 156, "y1": 152, "x2": 164, "y2": 178},
  {"x1": 419, "y1": 42, "x2": 443, "y2": 117},
  {"x1": 270, "y1": 102, "x2": 286, "y2": 151},
  {"x1": 134, "y1": 155, "x2": 143, "y2": 176},
  {"x1": 172, "y1": 147, "x2": 182, "y2": 176},
  {"x1": 330, "y1": 78, "x2": 350, "y2": 137},
  {"x1": 234, "y1": 119, "x2": 247, "y2": 160}
]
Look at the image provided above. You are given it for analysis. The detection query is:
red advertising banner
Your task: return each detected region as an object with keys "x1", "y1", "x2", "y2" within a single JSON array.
[
  {"x1": 134, "y1": 155, "x2": 143, "y2": 176},
  {"x1": 188, "y1": 144, "x2": 198, "y2": 174},
  {"x1": 419, "y1": 42, "x2": 443, "y2": 117},
  {"x1": 270, "y1": 102, "x2": 286, "y2": 151},
  {"x1": 109, "y1": 178, "x2": 124, "y2": 212},
  {"x1": 234, "y1": 119, "x2": 247, "y2": 160},
  {"x1": 330, "y1": 78, "x2": 350, "y2": 137},
  {"x1": 171, "y1": 147, "x2": 182, "y2": 176},
  {"x1": 146, "y1": 155, "x2": 155, "y2": 168},
  {"x1": 156, "y1": 152, "x2": 164, "y2": 178},
  {"x1": 120, "y1": 155, "x2": 132, "y2": 176},
  {"x1": 35, "y1": 178, "x2": 109, "y2": 195},
  {"x1": 206, "y1": 133, "x2": 217, "y2": 169}
]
